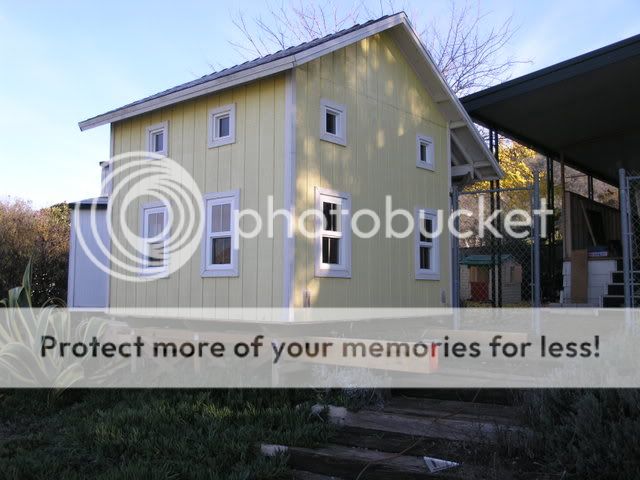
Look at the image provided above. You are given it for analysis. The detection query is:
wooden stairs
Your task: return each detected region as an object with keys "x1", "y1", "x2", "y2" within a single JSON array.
[
  {"x1": 602, "y1": 258, "x2": 640, "y2": 307},
  {"x1": 262, "y1": 392, "x2": 533, "y2": 479}
]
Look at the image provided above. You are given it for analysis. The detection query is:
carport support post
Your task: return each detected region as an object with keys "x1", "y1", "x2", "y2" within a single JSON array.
[
  {"x1": 619, "y1": 168, "x2": 632, "y2": 308},
  {"x1": 451, "y1": 186, "x2": 460, "y2": 308},
  {"x1": 533, "y1": 172, "x2": 541, "y2": 307},
  {"x1": 560, "y1": 154, "x2": 568, "y2": 259},
  {"x1": 546, "y1": 157, "x2": 556, "y2": 297},
  {"x1": 495, "y1": 131, "x2": 503, "y2": 307},
  {"x1": 489, "y1": 130, "x2": 497, "y2": 307}
]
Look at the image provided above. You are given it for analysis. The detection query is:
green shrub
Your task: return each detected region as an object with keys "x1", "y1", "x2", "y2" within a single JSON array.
[
  {"x1": 0, "y1": 262, "x2": 112, "y2": 393},
  {"x1": 522, "y1": 389, "x2": 640, "y2": 479},
  {"x1": 0, "y1": 199, "x2": 70, "y2": 306}
]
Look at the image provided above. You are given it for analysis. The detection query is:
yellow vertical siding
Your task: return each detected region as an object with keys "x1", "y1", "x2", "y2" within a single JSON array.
[
  {"x1": 108, "y1": 30, "x2": 453, "y2": 310},
  {"x1": 109, "y1": 75, "x2": 286, "y2": 309},
  {"x1": 293, "y1": 32, "x2": 451, "y2": 307}
]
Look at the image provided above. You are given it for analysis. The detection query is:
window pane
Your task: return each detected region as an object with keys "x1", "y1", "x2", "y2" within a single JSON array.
[
  {"x1": 325, "y1": 111, "x2": 337, "y2": 135},
  {"x1": 419, "y1": 217, "x2": 433, "y2": 242},
  {"x1": 322, "y1": 237, "x2": 340, "y2": 264},
  {"x1": 147, "y1": 212, "x2": 164, "y2": 238},
  {"x1": 323, "y1": 202, "x2": 338, "y2": 231},
  {"x1": 212, "y1": 203, "x2": 231, "y2": 233},
  {"x1": 153, "y1": 131, "x2": 164, "y2": 152},
  {"x1": 147, "y1": 241, "x2": 164, "y2": 267},
  {"x1": 419, "y1": 246, "x2": 431, "y2": 270},
  {"x1": 212, "y1": 237, "x2": 231, "y2": 264},
  {"x1": 420, "y1": 142, "x2": 427, "y2": 162},
  {"x1": 218, "y1": 115, "x2": 230, "y2": 138}
]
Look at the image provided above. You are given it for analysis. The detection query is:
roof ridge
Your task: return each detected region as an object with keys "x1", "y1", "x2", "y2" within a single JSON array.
[{"x1": 80, "y1": 13, "x2": 403, "y2": 126}]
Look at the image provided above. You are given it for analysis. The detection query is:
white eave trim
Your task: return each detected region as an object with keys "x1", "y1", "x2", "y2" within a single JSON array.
[
  {"x1": 389, "y1": 22, "x2": 503, "y2": 180},
  {"x1": 77, "y1": 13, "x2": 503, "y2": 181},
  {"x1": 78, "y1": 14, "x2": 406, "y2": 131}
]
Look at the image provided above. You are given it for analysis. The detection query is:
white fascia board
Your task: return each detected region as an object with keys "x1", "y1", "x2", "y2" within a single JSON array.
[
  {"x1": 78, "y1": 14, "x2": 406, "y2": 131},
  {"x1": 79, "y1": 57, "x2": 296, "y2": 131},
  {"x1": 451, "y1": 164, "x2": 474, "y2": 177},
  {"x1": 390, "y1": 22, "x2": 503, "y2": 180},
  {"x1": 78, "y1": 12, "x2": 502, "y2": 181},
  {"x1": 451, "y1": 127, "x2": 502, "y2": 180}
]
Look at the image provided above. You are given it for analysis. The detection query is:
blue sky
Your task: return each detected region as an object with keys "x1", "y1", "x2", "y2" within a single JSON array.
[{"x1": 1, "y1": 0, "x2": 639, "y2": 208}]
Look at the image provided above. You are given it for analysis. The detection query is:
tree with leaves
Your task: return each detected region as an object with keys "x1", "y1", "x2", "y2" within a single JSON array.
[{"x1": 0, "y1": 199, "x2": 70, "y2": 306}]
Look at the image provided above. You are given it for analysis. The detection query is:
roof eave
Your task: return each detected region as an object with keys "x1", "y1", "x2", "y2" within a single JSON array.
[
  {"x1": 389, "y1": 22, "x2": 503, "y2": 180},
  {"x1": 78, "y1": 13, "x2": 407, "y2": 131},
  {"x1": 77, "y1": 13, "x2": 503, "y2": 181}
]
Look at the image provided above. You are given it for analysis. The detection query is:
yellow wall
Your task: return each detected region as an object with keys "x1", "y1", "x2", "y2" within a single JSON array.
[
  {"x1": 293, "y1": 32, "x2": 451, "y2": 307},
  {"x1": 107, "y1": 31, "x2": 452, "y2": 310},
  {"x1": 109, "y1": 75, "x2": 286, "y2": 309}
]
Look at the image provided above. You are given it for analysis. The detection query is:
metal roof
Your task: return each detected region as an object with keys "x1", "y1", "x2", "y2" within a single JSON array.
[
  {"x1": 460, "y1": 254, "x2": 515, "y2": 266},
  {"x1": 78, "y1": 14, "x2": 402, "y2": 131},
  {"x1": 68, "y1": 197, "x2": 108, "y2": 209},
  {"x1": 79, "y1": 15, "x2": 394, "y2": 129},
  {"x1": 78, "y1": 12, "x2": 502, "y2": 180},
  {"x1": 461, "y1": 32, "x2": 640, "y2": 185}
]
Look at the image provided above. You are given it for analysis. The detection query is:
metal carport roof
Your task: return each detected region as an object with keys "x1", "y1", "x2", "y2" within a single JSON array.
[{"x1": 461, "y1": 33, "x2": 640, "y2": 186}]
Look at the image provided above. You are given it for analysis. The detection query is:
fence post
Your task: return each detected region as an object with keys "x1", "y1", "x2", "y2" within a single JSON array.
[
  {"x1": 451, "y1": 186, "x2": 460, "y2": 308},
  {"x1": 533, "y1": 172, "x2": 541, "y2": 307},
  {"x1": 619, "y1": 168, "x2": 632, "y2": 308}
]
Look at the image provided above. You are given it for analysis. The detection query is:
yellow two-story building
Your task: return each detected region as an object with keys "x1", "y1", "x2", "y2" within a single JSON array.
[{"x1": 68, "y1": 13, "x2": 501, "y2": 310}]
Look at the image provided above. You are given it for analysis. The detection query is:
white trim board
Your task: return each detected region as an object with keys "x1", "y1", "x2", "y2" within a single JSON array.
[
  {"x1": 78, "y1": 15, "x2": 405, "y2": 132},
  {"x1": 283, "y1": 71, "x2": 297, "y2": 308},
  {"x1": 78, "y1": 12, "x2": 502, "y2": 180},
  {"x1": 67, "y1": 208, "x2": 79, "y2": 307}
]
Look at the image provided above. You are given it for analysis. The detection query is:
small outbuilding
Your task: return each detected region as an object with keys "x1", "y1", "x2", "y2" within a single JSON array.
[{"x1": 459, "y1": 254, "x2": 522, "y2": 305}]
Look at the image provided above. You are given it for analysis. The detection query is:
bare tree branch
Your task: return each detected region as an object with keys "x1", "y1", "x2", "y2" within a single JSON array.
[{"x1": 229, "y1": 0, "x2": 530, "y2": 95}]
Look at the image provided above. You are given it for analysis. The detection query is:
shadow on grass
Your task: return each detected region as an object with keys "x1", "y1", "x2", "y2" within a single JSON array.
[{"x1": 0, "y1": 389, "x2": 333, "y2": 480}]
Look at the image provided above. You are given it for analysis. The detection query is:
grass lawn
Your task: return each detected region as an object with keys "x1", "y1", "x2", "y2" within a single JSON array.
[{"x1": 0, "y1": 389, "x2": 333, "y2": 479}]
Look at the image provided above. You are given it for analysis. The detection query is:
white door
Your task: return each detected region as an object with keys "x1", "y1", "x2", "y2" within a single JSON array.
[{"x1": 68, "y1": 208, "x2": 110, "y2": 308}]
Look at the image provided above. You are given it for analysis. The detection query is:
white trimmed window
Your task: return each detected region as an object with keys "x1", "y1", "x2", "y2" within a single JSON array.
[
  {"x1": 320, "y1": 99, "x2": 347, "y2": 146},
  {"x1": 315, "y1": 187, "x2": 351, "y2": 278},
  {"x1": 146, "y1": 122, "x2": 168, "y2": 157},
  {"x1": 416, "y1": 134, "x2": 435, "y2": 170},
  {"x1": 141, "y1": 204, "x2": 169, "y2": 274},
  {"x1": 415, "y1": 208, "x2": 440, "y2": 280},
  {"x1": 202, "y1": 190, "x2": 240, "y2": 277},
  {"x1": 208, "y1": 104, "x2": 236, "y2": 148}
]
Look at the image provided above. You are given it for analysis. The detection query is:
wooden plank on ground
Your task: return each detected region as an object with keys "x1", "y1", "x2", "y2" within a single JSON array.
[
  {"x1": 383, "y1": 396, "x2": 523, "y2": 426},
  {"x1": 262, "y1": 443, "x2": 467, "y2": 480},
  {"x1": 330, "y1": 426, "x2": 469, "y2": 457},
  {"x1": 291, "y1": 470, "x2": 345, "y2": 480},
  {"x1": 319, "y1": 405, "x2": 526, "y2": 444}
]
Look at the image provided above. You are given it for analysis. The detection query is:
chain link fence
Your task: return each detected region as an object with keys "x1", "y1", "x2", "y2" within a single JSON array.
[
  {"x1": 452, "y1": 175, "x2": 541, "y2": 308},
  {"x1": 619, "y1": 169, "x2": 640, "y2": 307}
]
